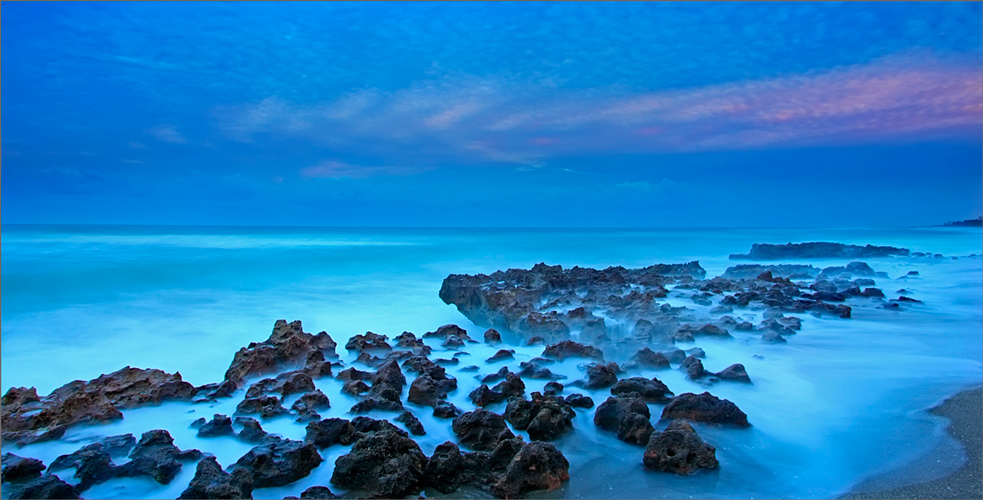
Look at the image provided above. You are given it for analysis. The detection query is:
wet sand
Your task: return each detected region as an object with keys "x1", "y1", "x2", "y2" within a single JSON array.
[{"x1": 843, "y1": 386, "x2": 982, "y2": 500}]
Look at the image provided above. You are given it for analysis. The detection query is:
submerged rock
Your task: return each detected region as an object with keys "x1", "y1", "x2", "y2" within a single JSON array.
[
  {"x1": 345, "y1": 331, "x2": 392, "y2": 354},
  {"x1": 661, "y1": 392, "x2": 750, "y2": 427},
  {"x1": 643, "y1": 420, "x2": 719, "y2": 475}
]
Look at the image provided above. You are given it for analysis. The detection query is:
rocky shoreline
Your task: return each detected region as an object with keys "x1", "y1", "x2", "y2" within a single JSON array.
[{"x1": 0, "y1": 246, "x2": 948, "y2": 499}]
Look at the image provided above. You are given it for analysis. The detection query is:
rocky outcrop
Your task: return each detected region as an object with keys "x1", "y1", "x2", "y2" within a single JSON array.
[
  {"x1": 305, "y1": 418, "x2": 357, "y2": 448},
  {"x1": 714, "y1": 364, "x2": 751, "y2": 383},
  {"x1": 330, "y1": 429, "x2": 428, "y2": 498},
  {"x1": 593, "y1": 394, "x2": 654, "y2": 445},
  {"x1": 396, "y1": 411, "x2": 426, "y2": 436},
  {"x1": 1, "y1": 454, "x2": 46, "y2": 483},
  {"x1": 583, "y1": 362, "x2": 620, "y2": 390},
  {"x1": 291, "y1": 390, "x2": 331, "y2": 421},
  {"x1": 452, "y1": 409, "x2": 516, "y2": 451},
  {"x1": 345, "y1": 332, "x2": 392, "y2": 354},
  {"x1": 543, "y1": 340, "x2": 604, "y2": 361},
  {"x1": 422, "y1": 438, "x2": 569, "y2": 498},
  {"x1": 489, "y1": 441, "x2": 570, "y2": 498},
  {"x1": 4, "y1": 473, "x2": 80, "y2": 499},
  {"x1": 661, "y1": 392, "x2": 750, "y2": 427},
  {"x1": 233, "y1": 437, "x2": 322, "y2": 488},
  {"x1": 504, "y1": 394, "x2": 576, "y2": 441},
  {"x1": 630, "y1": 348, "x2": 671, "y2": 369},
  {"x1": 197, "y1": 414, "x2": 234, "y2": 438},
  {"x1": 610, "y1": 377, "x2": 673, "y2": 403},
  {"x1": 178, "y1": 456, "x2": 254, "y2": 499},
  {"x1": 729, "y1": 242, "x2": 909, "y2": 260},
  {"x1": 642, "y1": 420, "x2": 718, "y2": 475},
  {"x1": 722, "y1": 264, "x2": 820, "y2": 280},
  {"x1": 223, "y1": 320, "x2": 337, "y2": 391}
]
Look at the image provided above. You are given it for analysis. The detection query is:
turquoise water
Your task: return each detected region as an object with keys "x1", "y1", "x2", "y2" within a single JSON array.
[{"x1": 2, "y1": 225, "x2": 981, "y2": 499}]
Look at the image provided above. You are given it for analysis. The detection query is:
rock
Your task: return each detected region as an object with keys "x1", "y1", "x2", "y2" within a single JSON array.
[
  {"x1": 330, "y1": 429, "x2": 428, "y2": 498},
  {"x1": 722, "y1": 264, "x2": 820, "y2": 280},
  {"x1": 583, "y1": 362, "x2": 620, "y2": 390},
  {"x1": 504, "y1": 395, "x2": 576, "y2": 441},
  {"x1": 526, "y1": 336, "x2": 546, "y2": 346},
  {"x1": 190, "y1": 417, "x2": 206, "y2": 428},
  {"x1": 486, "y1": 349, "x2": 515, "y2": 363},
  {"x1": 543, "y1": 340, "x2": 603, "y2": 361},
  {"x1": 593, "y1": 395, "x2": 653, "y2": 445},
  {"x1": 435, "y1": 357, "x2": 459, "y2": 366},
  {"x1": 543, "y1": 381, "x2": 564, "y2": 395},
  {"x1": 424, "y1": 324, "x2": 471, "y2": 341},
  {"x1": 407, "y1": 373, "x2": 458, "y2": 407},
  {"x1": 484, "y1": 329, "x2": 502, "y2": 344},
  {"x1": 714, "y1": 364, "x2": 751, "y2": 383},
  {"x1": 299, "y1": 486, "x2": 338, "y2": 499},
  {"x1": 234, "y1": 417, "x2": 268, "y2": 443},
  {"x1": 234, "y1": 437, "x2": 322, "y2": 488},
  {"x1": 351, "y1": 416, "x2": 409, "y2": 438},
  {"x1": 396, "y1": 410, "x2": 426, "y2": 436},
  {"x1": 117, "y1": 430, "x2": 202, "y2": 484},
  {"x1": 642, "y1": 420, "x2": 718, "y2": 475},
  {"x1": 421, "y1": 442, "x2": 479, "y2": 494},
  {"x1": 6, "y1": 474, "x2": 80, "y2": 499},
  {"x1": 610, "y1": 377, "x2": 673, "y2": 403},
  {"x1": 341, "y1": 380, "x2": 371, "y2": 396},
  {"x1": 336, "y1": 367, "x2": 374, "y2": 382},
  {"x1": 224, "y1": 320, "x2": 337, "y2": 390},
  {"x1": 1, "y1": 367, "x2": 196, "y2": 445},
  {"x1": 680, "y1": 356, "x2": 706, "y2": 379},
  {"x1": 694, "y1": 324, "x2": 731, "y2": 338},
  {"x1": 489, "y1": 442, "x2": 570, "y2": 498},
  {"x1": 433, "y1": 400, "x2": 463, "y2": 419},
  {"x1": 894, "y1": 296, "x2": 924, "y2": 303},
  {"x1": 661, "y1": 392, "x2": 750, "y2": 427},
  {"x1": 482, "y1": 366, "x2": 511, "y2": 384},
  {"x1": 493, "y1": 372, "x2": 526, "y2": 399},
  {"x1": 305, "y1": 418, "x2": 356, "y2": 448},
  {"x1": 371, "y1": 359, "x2": 406, "y2": 394},
  {"x1": 685, "y1": 347, "x2": 706, "y2": 358},
  {"x1": 709, "y1": 305, "x2": 733, "y2": 314},
  {"x1": 291, "y1": 390, "x2": 331, "y2": 420},
  {"x1": 1, "y1": 453, "x2": 46, "y2": 483},
  {"x1": 661, "y1": 348, "x2": 687, "y2": 364},
  {"x1": 197, "y1": 414, "x2": 234, "y2": 438},
  {"x1": 469, "y1": 384, "x2": 505, "y2": 407},
  {"x1": 564, "y1": 393, "x2": 595, "y2": 408},
  {"x1": 178, "y1": 456, "x2": 254, "y2": 499},
  {"x1": 236, "y1": 395, "x2": 286, "y2": 418},
  {"x1": 452, "y1": 409, "x2": 516, "y2": 451},
  {"x1": 761, "y1": 330, "x2": 787, "y2": 344},
  {"x1": 345, "y1": 332, "x2": 392, "y2": 354},
  {"x1": 442, "y1": 336, "x2": 467, "y2": 348},
  {"x1": 100, "y1": 434, "x2": 136, "y2": 456},
  {"x1": 460, "y1": 365, "x2": 480, "y2": 372},
  {"x1": 729, "y1": 242, "x2": 909, "y2": 260},
  {"x1": 517, "y1": 361, "x2": 566, "y2": 380},
  {"x1": 349, "y1": 397, "x2": 403, "y2": 414},
  {"x1": 862, "y1": 287, "x2": 885, "y2": 298},
  {"x1": 48, "y1": 444, "x2": 115, "y2": 491}
]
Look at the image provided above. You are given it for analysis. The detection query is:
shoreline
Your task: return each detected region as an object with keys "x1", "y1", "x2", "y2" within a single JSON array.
[{"x1": 842, "y1": 385, "x2": 983, "y2": 499}]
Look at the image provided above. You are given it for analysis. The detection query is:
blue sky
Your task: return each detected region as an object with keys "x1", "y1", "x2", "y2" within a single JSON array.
[{"x1": 3, "y1": 2, "x2": 981, "y2": 227}]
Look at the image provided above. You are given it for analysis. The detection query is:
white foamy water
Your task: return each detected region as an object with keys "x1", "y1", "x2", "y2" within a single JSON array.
[{"x1": 2, "y1": 225, "x2": 980, "y2": 499}]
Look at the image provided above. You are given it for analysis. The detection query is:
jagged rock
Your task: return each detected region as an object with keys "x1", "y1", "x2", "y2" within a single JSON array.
[
  {"x1": 469, "y1": 384, "x2": 504, "y2": 407},
  {"x1": 330, "y1": 429, "x2": 428, "y2": 498},
  {"x1": 117, "y1": 430, "x2": 202, "y2": 484},
  {"x1": 862, "y1": 287, "x2": 886, "y2": 298},
  {"x1": 369, "y1": 359, "x2": 406, "y2": 402},
  {"x1": 488, "y1": 441, "x2": 570, "y2": 498},
  {"x1": 236, "y1": 396, "x2": 286, "y2": 418},
  {"x1": 730, "y1": 242, "x2": 909, "y2": 260},
  {"x1": 565, "y1": 393, "x2": 595, "y2": 408},
  {"x1": 452, "y1": 409, "x2": 516, "y2": 451},
  {"x1": 100, "y1": 434, "x2": 137, "y2": 456},
  {"x1": 424, "y1": 324, "x2": 473, "y2": 342},
  {"x1": 543, "y1": 340, "x2": 603, "y2": 361},
  {"x1": 433, "y1": 400, "x2": 463, "y2": 419},
  {"x1": 234, "y1": 437, "x2": 322, "y2": 488},
  {"x1": 235, "y1": 417, "x2": 268, "y2": 443},
  {"x1": 349, "y1": 397, "x2": 403, "y2": 414},
  {"x1": 351, "y1": 416, "x2": 409, "y2": 438},
  {"x1": 583, "y1": 362, "x2": 620, "y2": 389},
  {"x1": 48, "y1": 444, "x2": 115, "y2": 491},
  {"x1": 715, "y1": 364, "x2": 751, "y2": 383},
  {"x1": 643, "y1": 420, "x2": 719, "y2": 475},
  {"x1": 680, "y1": 356, "x2": 706, "y2": 379},
  {"x1": 2, "y1": 453, "x2": 46, "y2": 483},
  {"x1": 190, "y1": 417, "x2": 206, "y2": 428},
  {"x1": 197, "y1": 414, "x2": 234, "y2": 438},
  {"x1": 481, "y1": 367, "x2": 510, "y2": 384},
  {"x1": 178, "y1": 456, "x2": 254, "y2": 499},
  {"x1": 224, "y1": 320, "x2": 337, "y2": 390},
  {"x1": 422, "y1": 442, "x2": 480, "y2": 493},
  {"x1": 761, "y1": 330, "x2": 787, "y2": 344},
  {"x1": 594, "y1": 394, "x2": 654, "y2": 445},
  {"x1": 298, "y1": 486, "x2": 338, "y2": 499},
  {"x1": 517, "y1": 361, "x2": 566, "y2": 380},
  {"x1": 435, "y1": 357, "x2": 459, "y2": 366},
  {"x1": 504, "y1": 394, "x2": 575, "y2": 441},
  {"x1": 543, "y1": 381, "x2": 564, "y2": 395},
  {"x1": 661, "y1": 348, "x2": 687, "y2": 364},
  {"x1": 396, "y1": 410, "x2": 426, "y2": 436},
  {"x1": 341, "y1": 380, "x2": 371, "y2": 396},
  {"x1": 486, "y1": 349, "x2": 515, "y2": 363},
  {"x1": 610, "y1": 377, "x2": 673, "y2": 403},
  {"x1": 407, "y1": 373, "x2": 458, "y2": 407},
  {"x1": 661, "y1": 392, "x2": 750, "y2": 427},
  {"x1": 291, "y1": 390, "x2": 331, "y2": 420},
  {"x1": 336, "y1": 367, "x2": 374, "y2": 382},
  {"x1": 483, "y1": 329, "x2": 503, "y2": 344},
  {"x1": 526, "y1": 336, "x2": 546, "y2": 346},
  {"x1": 6, "y1": 474, "x2": 80, "y2": 499},
  {"x1": 345, "y1": 332, "x2": 392, "y2": 354},
  {"x1": 305, "y1": 418, "x2": 356, "y2": 448},
  {"x1": 630, "y1": 348, "x2": 670, "y2": 369}
]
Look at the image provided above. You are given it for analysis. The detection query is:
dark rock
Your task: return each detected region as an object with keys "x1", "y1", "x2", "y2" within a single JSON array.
[
  {"x1": 190, "y1": 417, "x2": 206, "y2": 429},
  {"x1": 236, "y1": 396, "x2": 286, "y2": 418},
  {"x1": 435, "y1": 357, "x2": 460, "y2": 366},
  {"x1": 488, "y1": 442, "x2": 570, "y2": 498},
  {"x1": 543, "y1": 340, "x2": 603, "y2": 361},
  {"x1": 481, "y1": 367, "x2": 511, "y2": 384},
  {"x1": 543, "y1": 381, "x2": 564, "y2": 395},
  {"x1": 305, "y1": 418, "x2": 356, "y2": 448},
  {"x1": 421, "y1": 442, "x2": 478, "y2": 494},
  {"x1": 330, "y1": 430, "x2": 428, "y2": 498},
  {"x1": 234, "y1": 437, "x2": 322, "y2": 488},
  {"x1": 484, "y1": 329, "x2": 502, "y2": 344},
  {"x1": 894, "y1": 296, "x2": 924, "y2": 303},
  {"x1": 407, "y1": 373, "x2": 458, "y2": 407},
  {"x1": 47, "y1": 444, "x2": 115, "y2": 491},
  {"x1": 584, "y1": 362, "x2": 620, "y2": 390},
  {"x1": 349, "y1": 397, "x2": 403, "y2": 414},
  {"x1": 685, "y1": 347, "x2": 706, "y2": 358},
  {"x1": 862, "y1": 287, "x2": 886, "y2": 298},
  {"x1": 594, "y1": 395, "x2": 653, "y2": 445},
  {"x1": 117, "y1": 430, "x2": 202, "y2": 484},
  {"x1": 291, "y1": 390, "x2": 331, "y2": 420},
  {"x1": 424, "y1": 324, "x2": 471, "y2": 341},
  {"x1": 715, "y1": 364, "x2": 751, "y2": 383},
  {"x1": 224, "y1": 320, "x2": 337, "y2": 390},
  {"x1": 661, "y1": 349, "x2": 687, "y2": 365},
  {"x1": 433, "y1": 400, "x2": 463, "y2": 419},
  {"x1": 526, "y1": 336, "x2": 546, "y2": 346},
  {"x1": 661, "y1": 392, "x2": 750, "y2": 427},
  {"x1": 299, "y1": 486, "x2": 338, "y2": 499},
  {"x1": 396, "y1": 411, "x2": 426, "y2": 436},
  {"x1": 351, "y1": 416, "x2": 409, "y2": 438},
  {"x1": 642, "y1": 420, "x2": 718, "y2": 475},
  {"x1": 469, "y1": 385, "x2": 504, "y2": 407},
  {"x1": 517, "y1": 361, "x2": 566, "y2": 380},
  {"x1": 493, "y1": 372, "x2": 526, "y2": 399},
  {"x1": 178, "y1": 456, "x2": 254, "y2": 499},
  {"x1": 197, "y1": 414, "x2": 234, "y2": 438},
  {"x1": 235, "y1": 417, "x2": 268, "y2": 443},
  {"x1": 341, "y1": 380, "x2": 371, "y2": 396},
  {"x1": 564, "y1": 393, "x2": 595, "y2": 409},
  {"x1": 452, "y1": 409, "x2": 516, "y2": 451},
  {"x1": 722, "y1": 264, "x2": 820, "y2": 280},
  {"x1": 345, "y1": 332, "x2": 392, "y2": 354},
  {"x1": 486, "y1": 349, "x2": 515, "y2": 363},
  {"x1": 729, "y1": 242, "x2": 909, "y2": 260},
  {"x1": 336, "y1": 367, "x2": 374, "y2": 382},
  {"x1": 1, "y1": 453, "x2": 46, "y2": 483},
  {"x1": 504, "y1": 395, "x2": 576, "y2": 441},
  {"x1": 460, "y1": 365, "x2": 480, "y2": 372},
  {"x1": 7, "y1": 474, "x2": 80, "y2": 499},
  {"x1": 761, "y1": 330, "x2": 787, "y2": 344},
  {"x1": 610, "y1": 377, "x2": 673, "y2": 403}
]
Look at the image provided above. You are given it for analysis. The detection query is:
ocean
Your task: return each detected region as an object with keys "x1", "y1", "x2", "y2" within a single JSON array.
[{"x1": 2, "y1": 225, "x2": 981, "y2": 499}]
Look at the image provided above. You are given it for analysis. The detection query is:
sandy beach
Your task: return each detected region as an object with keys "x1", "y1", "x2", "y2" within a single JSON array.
[{"x1": 844, "y1": 386, "x2": 983, "y2": 500}]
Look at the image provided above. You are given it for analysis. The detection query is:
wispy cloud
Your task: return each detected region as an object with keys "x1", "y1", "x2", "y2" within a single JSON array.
[
  {"x1": 215, "y1": 54, "x2": 982, "y2": 168},
  {"x1": 299, "y1": 160, "x2": 431, "y2": 179},
  {"x1": 146, "y1": 124, "x2": 187, "y2": 144}
]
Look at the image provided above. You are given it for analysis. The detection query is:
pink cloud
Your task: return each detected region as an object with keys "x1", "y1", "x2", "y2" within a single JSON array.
[{"x1": 299, "y1": 160, "x2": 431, "y2": 179}]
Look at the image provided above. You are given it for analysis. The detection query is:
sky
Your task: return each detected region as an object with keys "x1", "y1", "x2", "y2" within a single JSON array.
[{"x1": 3, "y1": 2, "x2": 981, "y2": 228}]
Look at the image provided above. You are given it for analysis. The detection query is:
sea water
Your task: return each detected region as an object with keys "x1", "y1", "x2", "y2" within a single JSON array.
[{"x1": 1, "y1": 225, "x2": 980, "y2": 499}]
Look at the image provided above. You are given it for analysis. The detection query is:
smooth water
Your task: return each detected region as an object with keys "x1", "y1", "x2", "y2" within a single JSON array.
[{"x1": 2, "y1": 225, "x2": 981, "y2": 499}]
